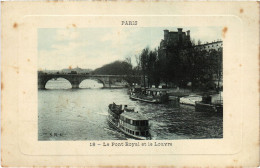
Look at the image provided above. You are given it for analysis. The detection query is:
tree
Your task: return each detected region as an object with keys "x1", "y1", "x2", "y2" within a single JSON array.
[
  {"x1": 198, "y1": 39, "x2": 201, "y2": 45},
  {"x1": 207, "y1": 49, "x2": 223, "y2": 91},
  {"x1": 125, "y1": 56, "x2": 132, "y2": 65},
  {"x1": 146, "y1": 49, "x2": 159, "y2": 87},
  {"x1": 93, "y1": 61, "x2": 132, "y2": 75},
  {"x1": 140, "y1": 47, "x2": 149, "y2": 87},
  {"x1": 134, "y1": 37, "x2": 223, "y2": 91},
  {"x1": 134, "y1": 54, "x2": 141, "y2": 76},
  {"x1": 124, "y1": 56, "x2": 135, "y2": 86},
  {"x1": 191, "y1": 38, "x2": 196, "y2": 46}
]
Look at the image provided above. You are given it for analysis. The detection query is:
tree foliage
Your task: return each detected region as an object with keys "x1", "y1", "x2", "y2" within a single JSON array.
[
  {"x1": 92, "y1": 41, "x2": 223, "y2": 91},
  {"x1": 93, "y1": 61, "x2": 132, "y2": 75},
  {"x1": 137, "y1": 45, "x2": 223, "y2": 91}
]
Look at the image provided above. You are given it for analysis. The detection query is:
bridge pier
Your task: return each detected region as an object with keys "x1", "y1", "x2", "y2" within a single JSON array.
[
  {"x1": 38, "y1": 83, "x2": 46, "y2": 89},
  {"x1": 71, "y1": 84, "x2": 79, "y2": 89},
  {"x1": 102, "y1": 83, "x2": 110, "y2": 88},
  {"x1": 70, "y1": 79, "x2": 80, "y2": 89},
  {"x1": 38, "y1": 77, "x2": 47, "y2": 89}
]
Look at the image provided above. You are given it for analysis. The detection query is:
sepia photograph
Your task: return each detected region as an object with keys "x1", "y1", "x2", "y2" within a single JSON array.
[
  {"x1": 38, "y1": 27, "x2": 223, "y2": 141},
  {"x1": 2, "y1": 1, "x2": 259, "y2": 167}
]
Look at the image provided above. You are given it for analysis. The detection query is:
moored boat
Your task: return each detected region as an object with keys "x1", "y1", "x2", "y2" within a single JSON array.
[
  {"x1": 129, "y1": 87, "x2": 169, "y2": 104},
  {"x1": 179, "y1": 95, "x2": 202, "y2": 106},
  {"x1": 107, "y1": 103, "x2": 151, "y2": 140},
  {"x1": 195, "y1": 92, "x2": 223, "y2": 113}
]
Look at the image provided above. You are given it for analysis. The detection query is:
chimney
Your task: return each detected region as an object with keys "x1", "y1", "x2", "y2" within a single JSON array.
[
  {"x1": 177, "y1": 28, "x2": 183, "y2": 34},
  {"x1": 187, "y1": 30, "x2": 190, "y2": 40},
  {"x1": 177, "y1": 28, "x2": 183, "y2": 43},
  {"x1": 187, "y1": 30, "x2": 190, "y2": 36},
  {"x1": 163, "y1": 29, "x2": 169, "y2": 40}
]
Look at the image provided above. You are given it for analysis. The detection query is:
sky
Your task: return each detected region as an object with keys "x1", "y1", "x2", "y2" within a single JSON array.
[{"x1": 38, "y1": 27, "x2": 222, "y2": 70}]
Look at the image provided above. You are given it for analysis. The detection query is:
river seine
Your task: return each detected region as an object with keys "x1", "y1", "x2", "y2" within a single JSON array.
[{"x1": 38, "y1": 78, "x2": 223, "y2": 140}]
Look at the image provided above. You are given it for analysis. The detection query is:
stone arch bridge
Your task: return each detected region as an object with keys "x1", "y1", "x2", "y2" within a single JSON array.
[{"x1": 38, "y1": 73, "x2": 141, "y2": 89}]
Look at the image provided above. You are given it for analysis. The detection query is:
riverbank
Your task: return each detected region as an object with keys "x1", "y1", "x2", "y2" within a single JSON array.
[
  {"x1": 130, "y1": 85, "x2": 219, "y2": 98},
  {"x1": 164, "y1": 88, "x2": 202, "y2": 97}
]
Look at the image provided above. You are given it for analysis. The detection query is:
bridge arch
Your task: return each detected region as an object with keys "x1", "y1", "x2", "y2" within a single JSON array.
[
  {"x1": 45, "y1": 77, "x2": 72, "y2": 89},
  {"x1": 79, "y1": 78, "x2": 105, "y2": 88}
]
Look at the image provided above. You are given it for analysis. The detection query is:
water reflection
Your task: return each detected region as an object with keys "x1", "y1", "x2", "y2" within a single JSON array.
[
  {"x1": 45, "y1": 78, "x2": 104, "y2": 89},
  {"x1": 79, "y1": 79, "x2": 103, "y2": 89},
  {"x1": 45, "y1": 78, "x2": 72, "y2": 89}
]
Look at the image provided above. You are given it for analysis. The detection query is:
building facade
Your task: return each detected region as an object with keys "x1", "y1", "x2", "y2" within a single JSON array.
[
  {"x1": 158, "y1": 28, "x2": 223, "y2": 89},
  {"x1": 159, "y1": 28, "x2": 192, "y2": 50},
  {"x1": 159, "y1": 28, "x2": 223, "y2": 53},
  {"x1": 194, "y1": 41, "x2": 223, "y2": 52}
]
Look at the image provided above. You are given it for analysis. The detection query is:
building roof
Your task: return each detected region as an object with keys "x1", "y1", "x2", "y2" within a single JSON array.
[
  {"x1": 169, "y1": 32, "x2": 178, "y2": 34},
  {"x1": 168, "y1": 32, "x2": 186, "y2": 34},
  {"x1": 121, "y1": 111, "x2": 148, "y2": 121},
  {"x1": 194, "y1": 41, "x2": 223, "y2": 47}
]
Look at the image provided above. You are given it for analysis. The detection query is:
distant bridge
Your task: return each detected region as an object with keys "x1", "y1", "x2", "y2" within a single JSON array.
[{"x1": 38, "y1": 73, "x2": 142, "y2": 89}]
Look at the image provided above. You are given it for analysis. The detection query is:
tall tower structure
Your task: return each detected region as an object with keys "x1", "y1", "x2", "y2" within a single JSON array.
[
  {"x1": 186, "y1": 30, "x2": 190, "y2": 41},
  {"x1": 177, "y1": 28, "x2": 183, "y2": 44},
  {"x1": 164, "y1": 29, "x2": 169, "y2": 41}
]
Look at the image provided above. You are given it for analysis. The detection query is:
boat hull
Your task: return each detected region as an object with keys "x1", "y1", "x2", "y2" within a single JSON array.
[
  {"x1": 179, "y1": 96, "x2": 202, "y2": 106},
  {"x1": 107, "y1": 116, "x2": 150, "y2": 140},
  {"x1": 130, "y1": 95, "x2": 159, "y2": 103},
  {"x1": 195, "y1": 102, "x2": 223, "y2": 113}
]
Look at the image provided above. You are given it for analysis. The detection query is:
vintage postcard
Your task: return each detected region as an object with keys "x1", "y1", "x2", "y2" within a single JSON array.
[{"x1": 1, "y1": 1, "x2": 259, "y2": 167}]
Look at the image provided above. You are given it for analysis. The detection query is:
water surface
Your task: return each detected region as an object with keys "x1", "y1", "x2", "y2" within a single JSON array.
[{"x1": 38, "y1": 78, "x2": 223, "y2": 140}]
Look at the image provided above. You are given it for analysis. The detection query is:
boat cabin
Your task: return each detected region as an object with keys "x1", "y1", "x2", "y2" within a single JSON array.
[
  {"x1": 130, "y1": 86, "x2": 142, "y2": 93},
  {"x1": 201, "y1": 92, "x2": 223, "y2": 105},
  {"x1": 146, "y1": 88, "x2": 168, "y2": 96},
  {"x1": 119, "y1": 111, "x2": 149, "y2": 137}
]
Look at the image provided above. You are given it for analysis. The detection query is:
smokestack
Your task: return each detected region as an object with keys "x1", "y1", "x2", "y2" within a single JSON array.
[
  {"x1": 163, "y1": 29, "x2": 169, "y2": 40},
  {"x1": 177, "y1": 28, "x2": 183, "y2": 34},
  {"x1": 187, "y1": 30, "x2": 190, "y2": 40},
  {"x1": 187, "y1": 30, "x2": 190, "y2": 36},
  {"x1": 177, "y1": 28, "x2": 183, "y2": 43}
]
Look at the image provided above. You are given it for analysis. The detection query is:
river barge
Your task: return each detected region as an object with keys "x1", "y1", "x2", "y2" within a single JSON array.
[
  {"x1": 107, "y1": 103, "x2": 151, "y2": 140},
  {"x1": 179, "y1": 95, "x2": 202, "y2": 106},
  {"x1": 195, "y1": 92, "x2": 223, "y2": 113},
  {"x1": 129, "y1": 87, "x2": 169, "y2": 104}
]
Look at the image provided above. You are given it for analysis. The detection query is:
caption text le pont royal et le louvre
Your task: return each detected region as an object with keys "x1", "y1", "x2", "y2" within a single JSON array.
[{"x1": 90, "y1": 142, "x2": 173, "y2": 147}]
